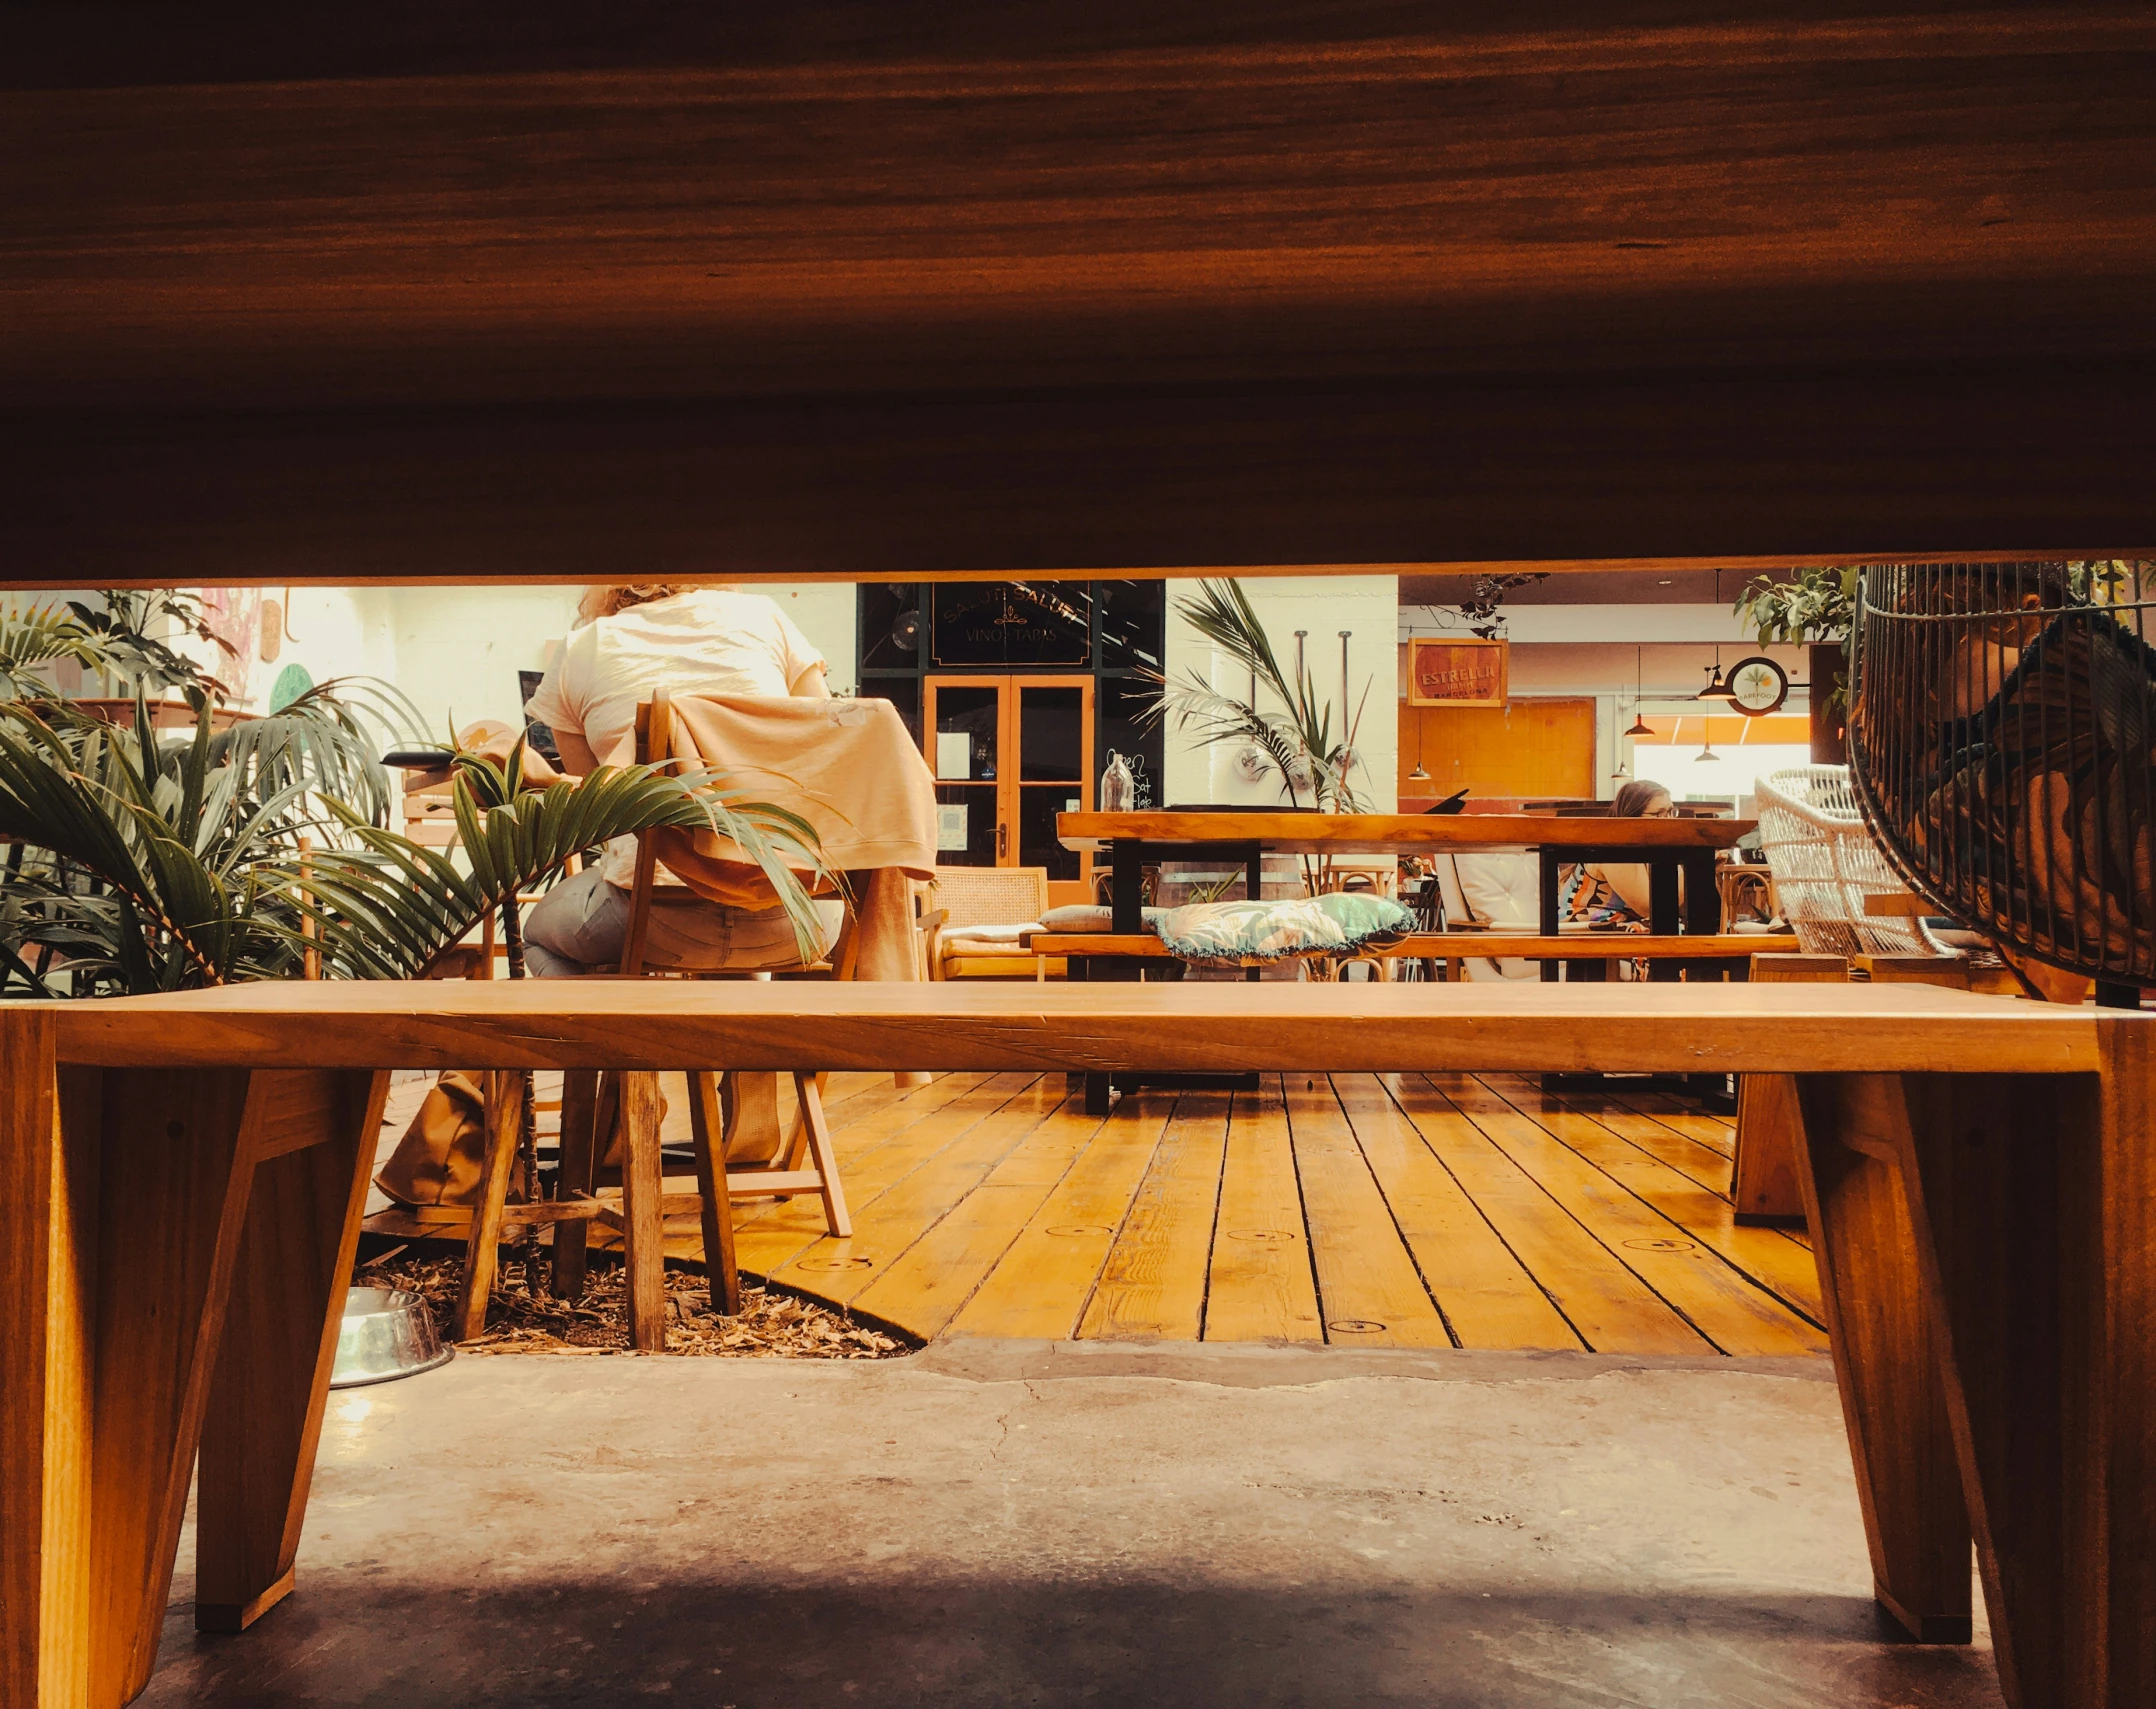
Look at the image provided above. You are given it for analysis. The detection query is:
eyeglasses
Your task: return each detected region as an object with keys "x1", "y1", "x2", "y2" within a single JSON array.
[{"x1": 1642, "y1": 802, "x2": 1679, "y2": 817}]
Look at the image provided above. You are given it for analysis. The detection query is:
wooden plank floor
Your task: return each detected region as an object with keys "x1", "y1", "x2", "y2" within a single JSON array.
[{"x1": 628, "y1": 1069, "x2": 1827, "y2": 1356}]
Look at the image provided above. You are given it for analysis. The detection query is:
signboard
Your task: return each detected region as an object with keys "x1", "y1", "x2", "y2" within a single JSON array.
[{"x1": 1407, "y1": 637, "x2": 1508, "y2": 707}]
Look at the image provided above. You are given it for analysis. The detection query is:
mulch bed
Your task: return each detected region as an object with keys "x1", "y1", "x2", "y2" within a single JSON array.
[{"x1": 358, "y1": 1252, "x2": 910, "y2": 1359}]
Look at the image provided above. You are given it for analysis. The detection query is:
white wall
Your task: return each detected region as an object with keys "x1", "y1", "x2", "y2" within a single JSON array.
[
  {"x1": 1162, "y1": 575, "x2": 1398, "y2": 810},
  {"x1": 187, "y1": 581, "x2": 857, "y2": 739},
  {"x1": 765, "y1": 583, "x2": 857, "y2": 692}
]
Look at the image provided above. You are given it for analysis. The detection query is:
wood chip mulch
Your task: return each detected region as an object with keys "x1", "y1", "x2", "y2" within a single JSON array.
[{"x1": 358, "y1": 1253, "x2": 911, "y2": 1359}]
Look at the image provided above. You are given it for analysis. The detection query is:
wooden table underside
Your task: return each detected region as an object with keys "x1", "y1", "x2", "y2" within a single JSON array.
[
  {"x1": 1055, "y1": 812, "x2": 1756, "y2": 855},
  {"x1": 4, "y1": 983, "x2": 2148, "y2": 1709}
]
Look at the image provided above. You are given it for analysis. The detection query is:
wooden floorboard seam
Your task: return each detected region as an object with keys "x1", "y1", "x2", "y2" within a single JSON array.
[
  {"x1": 1477, "y1": 1077, "x2": 1828, "y2": 1333},
  {"x1": 1368, "y1": 1071, "x2": 1598, "y2": 1352}
]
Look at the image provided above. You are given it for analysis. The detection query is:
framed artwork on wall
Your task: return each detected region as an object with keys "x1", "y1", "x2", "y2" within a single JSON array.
[{"x1": 1407, "y1": 637, "x2": 1508, "y2": 707}]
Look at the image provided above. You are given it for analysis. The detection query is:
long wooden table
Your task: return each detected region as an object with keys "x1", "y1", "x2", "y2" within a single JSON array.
[
  {"x1": 1056, "y1": 811, "x2": 1755, "y2": 981},
  {"x1": 4, "y1": 982, "x2": 2148, "y2": 1709}
]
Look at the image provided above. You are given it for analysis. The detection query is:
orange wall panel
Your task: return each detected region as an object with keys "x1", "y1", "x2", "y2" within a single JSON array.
[{"x1": 1398, "y1": 697, "x2": 1596, "y2": 800}]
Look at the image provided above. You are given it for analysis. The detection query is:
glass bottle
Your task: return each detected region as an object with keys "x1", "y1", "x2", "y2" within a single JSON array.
[{"x1": 1100, "y1": 750, "x2": 1135, "y2": 813}]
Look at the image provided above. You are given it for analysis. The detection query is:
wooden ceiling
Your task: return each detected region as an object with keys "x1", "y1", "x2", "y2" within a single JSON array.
[{"x1": 4, "y1": 4, "x2": 2153, "y2": 585}]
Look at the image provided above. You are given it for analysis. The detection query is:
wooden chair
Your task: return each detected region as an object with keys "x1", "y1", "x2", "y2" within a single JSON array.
[
  {"x1": 921, "y1": 865, "x2": 1052, "y2": 980},
  {"x1": 547, "y1": 688, "x2": 856, "y2": 1346}
]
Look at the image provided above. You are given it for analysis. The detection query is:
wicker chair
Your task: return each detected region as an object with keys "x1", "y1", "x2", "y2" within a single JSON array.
[
  {"x1": 922, "y1": 865, "x2": 1051, "y2": 979},
  {"x1": 1754, "y1": 766, "x2": 1930, "y2": 958}
]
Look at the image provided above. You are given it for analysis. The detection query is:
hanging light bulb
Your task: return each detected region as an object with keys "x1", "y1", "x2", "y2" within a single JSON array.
[
  {"x1": 1625, "y1": 646, "x2": 1654, "y2": 736},
  {"x1": 1697, "y1": 570, "x2": 1737, "y2": 700}
]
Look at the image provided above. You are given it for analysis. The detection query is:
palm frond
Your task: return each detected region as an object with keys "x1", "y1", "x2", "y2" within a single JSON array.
[
  {"x1": 280, "y1": 761, "x2": 830, "y2": 978},
  {"x1": 0, "y1": 603, "x2": 101, "y2": 700}
]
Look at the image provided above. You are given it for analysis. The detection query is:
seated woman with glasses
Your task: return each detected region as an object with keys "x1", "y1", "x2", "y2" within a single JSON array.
[{"x1": 1559, "y1": 779, "x2": 1677, "y2": 931}]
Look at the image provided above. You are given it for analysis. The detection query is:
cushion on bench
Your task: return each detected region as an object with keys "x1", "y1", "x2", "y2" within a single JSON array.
[{"x1": 1153, "y1": 892, "x2": 1415, "y2": 963}]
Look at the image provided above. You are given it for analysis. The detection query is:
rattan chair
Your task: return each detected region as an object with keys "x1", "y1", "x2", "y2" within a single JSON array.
[
  {"x1": 922, "y1": 865, "x2": 1051, "y2": 979},
  {"x1": 1754, "y1": 766, "x2": 1930, "y2": 958}
]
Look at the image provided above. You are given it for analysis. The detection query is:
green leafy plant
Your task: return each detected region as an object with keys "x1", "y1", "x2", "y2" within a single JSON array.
[
  {"x1": 1735, "y1": 566, "x2": 1859, "y2": 647},
  {"x1": 1142, "y1": 579, "x2": 1372, "y2": 814},
  {"x1": 0, "y1": 604, "x2": 104, "y2": 701},
  {"x1": 283, "y1": 743, "x2": 829, "y2": 983},
  {"x1": 0, "y1": 599, "x2": 827, "y2": 997}
]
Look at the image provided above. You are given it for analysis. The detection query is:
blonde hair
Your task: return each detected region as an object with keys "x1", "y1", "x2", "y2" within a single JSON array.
[{"x1": 576, "y1": 583, "x2": 694, "y2": 624}]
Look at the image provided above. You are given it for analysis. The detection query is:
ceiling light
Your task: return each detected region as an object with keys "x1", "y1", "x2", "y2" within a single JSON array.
[
  {"x1": 1696, "y1": 661, "x2": 1737, "y2": 701},
  {"x1": 1625, "y1": 713, "x2": 1654, "y2": 738}
]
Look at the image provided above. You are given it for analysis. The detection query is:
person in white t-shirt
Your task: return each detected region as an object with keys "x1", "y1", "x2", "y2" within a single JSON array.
[{"x1": 520, "y1": 583, "x2": 844, "y2": 975}]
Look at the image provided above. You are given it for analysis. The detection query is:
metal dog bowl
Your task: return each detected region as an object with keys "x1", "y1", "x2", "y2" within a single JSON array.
[{"x1": 330, "y1": 1286, "x2": 453, "y2": 1389}]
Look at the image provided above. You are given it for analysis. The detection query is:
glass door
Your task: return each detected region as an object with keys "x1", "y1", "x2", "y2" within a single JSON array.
[
  {"x1": 924, "y1": 680, "x2": 1003, "y2": 869},
  {"x1": 923, "y1": 676, "x2": 1094, "y2": 906}
]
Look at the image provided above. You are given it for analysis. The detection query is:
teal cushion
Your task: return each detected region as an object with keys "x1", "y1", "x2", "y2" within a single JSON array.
[{"x1": 1153, "y1": 891, "x2": 1414, "y2": 963}]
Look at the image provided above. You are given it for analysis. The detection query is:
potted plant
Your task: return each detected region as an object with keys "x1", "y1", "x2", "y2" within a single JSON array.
[
  {"x1": 0, "y1": 597, "x2": 826, "y2": 997},
  {"x1": 1734, "y1": 566, "x2": 1856, "y2": 763}
]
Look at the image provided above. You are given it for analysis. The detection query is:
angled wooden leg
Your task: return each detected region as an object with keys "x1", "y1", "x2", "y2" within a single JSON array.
[
  {"x1": 195, "y1": 1070, "x2": 390, "y2": 1634},
  {"x1": 685, "y1": 1073, "x2": 742, "y2": 1316},
  {"x1": 1793, "y1": 1073, "x2": 1972, "y2": 1645},
  {"x1": 453, "y1": 1070, "x2": 524, "y2": 1342},
  {"x1": 617, "y1": 1072, "x2": 669, "y2": 1351},
  {"x1": 1884, "y1": 1034, "x2": 2155, "y2": 1709},
  {"x1": 549, "y1": 1069, "x2": 600, "y2": 1300},
  {"x1": 2, "y1": 1009, "x2": 91, "y2": 1709},
  {"x1": 793, "y1": 1071, "x2": 852, "y2": 1239},
  {"x1": 5, "y1": 1059, "x2": 266, "y2": 1709},
  {"x1": 1732, "y1": 1073, "x2": 1808, "y2": 1224}
]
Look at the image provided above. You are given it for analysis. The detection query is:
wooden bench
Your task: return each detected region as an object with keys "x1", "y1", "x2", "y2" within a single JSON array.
[{"x1": 4, "y1": 983, "x2": 2147, "y2": 1709}]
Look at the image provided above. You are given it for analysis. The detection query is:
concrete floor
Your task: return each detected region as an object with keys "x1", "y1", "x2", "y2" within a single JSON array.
[{"x1": 145, "y1": 1342, "x2": 2004, "y2": 1709}]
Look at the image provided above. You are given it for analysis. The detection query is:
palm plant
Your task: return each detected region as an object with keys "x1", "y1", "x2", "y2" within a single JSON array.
[
  {"x1": 0, "y1": 603, "x2": 105, "y2": 701},
  {"x1": 1142, "y1": 579, "x2": 1372, "y2": 813},
  {"x1": 281, "y1": 745, "x2": 827, "y2": 982},
  {"x1": 0, "y1": 595, "x2": 828, "y2": 998}
]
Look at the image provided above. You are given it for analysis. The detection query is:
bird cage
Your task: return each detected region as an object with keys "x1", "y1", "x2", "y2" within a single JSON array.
[
  {"x1": 1846, "y1": 560, "x2": 2156, "y2": 1003},
  {"x1": 1753, "y1": 766, "x2": 1930, "y2": 958}
]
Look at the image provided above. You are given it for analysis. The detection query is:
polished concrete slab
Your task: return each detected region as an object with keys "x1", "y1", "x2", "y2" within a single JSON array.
[{"x1": 145, "y1": 1342, "x2": 2003, "y2": 1708}]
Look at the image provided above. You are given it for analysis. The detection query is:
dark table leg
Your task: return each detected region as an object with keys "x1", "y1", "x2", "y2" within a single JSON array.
[
  {"x1": 1647, "y1": 854, "x2": 1683, "y2": 983},
  {"x1": 1538, "y1": 850, "x2": 1562, "y2": 983},
  {"x1": 1111, "y1": 839, "x2": 1144, "y2": 934}
]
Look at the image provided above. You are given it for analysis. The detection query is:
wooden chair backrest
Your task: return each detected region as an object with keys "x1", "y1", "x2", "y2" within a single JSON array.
[
  {"x1": 614, "y1": 688, "x2": 857, "y2": 980},
  {"x1": 617, "y1": 689, "x2": 674, "y2": 975},
  {"x1": 928, "y1": 865, "x2": 1050, "y2": 931}
]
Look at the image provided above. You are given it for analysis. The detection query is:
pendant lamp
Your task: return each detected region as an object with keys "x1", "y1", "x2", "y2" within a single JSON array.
[
  {"x1": 1696, "y1": 570, "x2": 1737, "y2": 700},
  {"x1": 1624, "y1": 646, "x2": 1654, "y2": 737}
]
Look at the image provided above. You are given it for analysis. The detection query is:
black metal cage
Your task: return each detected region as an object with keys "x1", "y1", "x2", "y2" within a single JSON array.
[{"x1": 1847, "y1": 560, "x2": 2155, "y2": 996}]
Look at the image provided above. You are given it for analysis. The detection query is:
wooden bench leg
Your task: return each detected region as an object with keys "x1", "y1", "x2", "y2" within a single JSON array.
[
  {"x1": 1883, "y1": 1031, "x2": 2155, "y2": 1709},
  {"x1": 1731, "y1": 1072, "x2": 1808, "y2": 1224},
  {"x1": 1794, "y1": 1074, "x2": 1973, "y2": 1645},
  {"x1": 453, "y1": 1070, "x2": 524, "y2": 1342},
  {"x1": 686, "y1": 1072, "x2": 742, "y2": 1316},
  {"x1": 1, "y1": 1033, "x2": 266, "y2": 1709},
  {"x1": 617, "y1": 1071, "x2": 669, "y2": 1351},
  {"x1": 549, "y1": 1069, "x2": 600, "y2": 1300},
  {"x1": 196, "y1": 1069, "x2": 390, "y2": 1634},
  {"x1": 2, "y1": 1010, "x2": 82, "y2": 1709}
]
